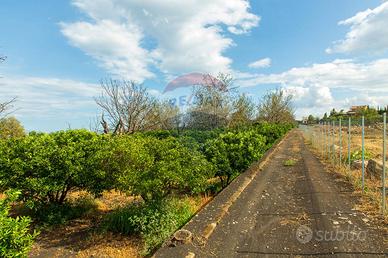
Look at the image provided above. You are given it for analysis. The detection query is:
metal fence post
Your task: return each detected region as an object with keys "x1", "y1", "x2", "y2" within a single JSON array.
[
  {"x1": 319, "y1": 122, "x2": 322, "y2": 153},
  {"x1": 383, "y1": 113, "x2": 386, "y2": 214},
  {"x1": 348, "y1": 116, "x2": 351, "y2": 169},
  {"x1": 362, "y1": 115, "x2": 365, "y2": 193},
  {"x1": 326, "y1": 122, "x2": 328, "y2": 158},
  {"x1": 339, "y1": 118, "x2": 342, "y2": 167},
  {"x1": 332, "y1": 120, "x2": 335, "y2": 165},
  {"x1": 328, "y1": 121, "x2": 330, "y2": 160},
  {"x1": 320, "y1": 122, "x2": 322, "y2": 152},
  {"x1": 326, "y1": 122, "x2": 329, "y2": 158},
  {"x1": 328, "y1": 121, "x2": 330, "y2": 159},
  {"x1": 324, "y1": 122, "x2": 326, "y2": 158}
]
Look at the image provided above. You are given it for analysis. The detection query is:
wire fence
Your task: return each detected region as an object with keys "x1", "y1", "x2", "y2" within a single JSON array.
[{"x1": 301, "y1": 114, "x2": 387, "y2": 215}]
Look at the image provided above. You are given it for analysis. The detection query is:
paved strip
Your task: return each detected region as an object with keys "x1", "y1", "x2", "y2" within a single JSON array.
[{"x1": 155, "y1": 130, "x2": 387, "y2": 258}]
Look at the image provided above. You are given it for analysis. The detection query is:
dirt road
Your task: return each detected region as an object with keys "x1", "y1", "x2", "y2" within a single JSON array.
[{"x1": 156, "y1": 130, "x2": 387, "y2": 257}]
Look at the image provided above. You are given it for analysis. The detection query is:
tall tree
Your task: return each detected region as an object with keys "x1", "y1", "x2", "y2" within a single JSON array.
[
  {"x1": 228, "y1": 94, "x2": 255, "y2": 127},
  {"x1": 256, "y1": 89, "x2": 295, "y2": 124},
  {"x1": 95, "y1": 79, "x2": 158, "y2": 134},
  {"x1": 186, "y1": 73, "x2": 234, "y2": 130},
  {"x1": 0, "y1": 116, "x2": 25, "y2": 139},
  {"x1": 143, "y1": 100, "x2": 180, "y2": 131},
  {"x1": 0, "y1": 55, "x2": 16, "y2": 118}
]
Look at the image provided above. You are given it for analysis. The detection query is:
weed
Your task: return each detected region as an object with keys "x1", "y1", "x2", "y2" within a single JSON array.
[
  {"x1": 103, "y1": 197, "x2": 193, "y2": 256},
  {"x1": 33, "y1": 195, "x2": 98, "y2": 227},
  {"x1": 283, "y1": 159, "x2": 296, "y2": 166}
]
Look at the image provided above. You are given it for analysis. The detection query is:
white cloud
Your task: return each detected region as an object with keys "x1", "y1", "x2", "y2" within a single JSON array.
[
  {"x1": 239, "y1": 59, "x2": 388, "y2": 92},
  {"x1": 237, "y1": 58, "x2": 388, "y2": 118},
  {"x1": 61, "y1": 0, "x2": 260, "y2": 81},
  {"x1": 60, "y1": 20, "x2": 153, "y2": 82},
  {"x1": 0, "y1": 76, "x2": 100, "y2": 119},
  {"x1": 248, "y1": 57, "x2": 271, "y2": 68},
  {"x1": 327, "y1": 2, "x2": 388, "y2": 54}
]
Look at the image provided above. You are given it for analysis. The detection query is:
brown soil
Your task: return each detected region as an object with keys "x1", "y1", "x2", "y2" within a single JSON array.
[
  {"x1": 29, "y1": 191, "x2": 142, "y2": 258},
  {"x1": 28, "y1": 191, "x2": 212, "y2": 258}
]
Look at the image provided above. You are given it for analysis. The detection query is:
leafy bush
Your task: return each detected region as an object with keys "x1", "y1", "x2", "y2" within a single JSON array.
[
  {"x1": 106, "y1": 135, "x2": 214, "y2": 202},
  {"x1": 138, "y1": 130, "x2": 178, "y2": 139},
  {"x1": 253, "y1": 122, "x2": 293, "y2": 147},
  {"x1": 0, "y1": 190, "x2": 38, "y2": 258},
  {"x1": 204, "y1": 130, "x2": 267, "y2": 186},
  {"x1": 0, "y1": 130, "x2": 114, "y2": 207},
  {"x1": 179, "y1": 129, "x2": 224, "y2": 145},
  {"x1": 104, "y1": 198, "x2": 193, "y2": 255},
  {"x1": 348, "y1": 149, "x2": 372, "y2": 163}
]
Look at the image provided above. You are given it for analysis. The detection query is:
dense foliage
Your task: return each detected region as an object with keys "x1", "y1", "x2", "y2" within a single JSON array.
[
  {"x1": 0, "y1": 130, "x2": 113, "y2": 207},
  {"x1": 204, "y1": 130, "x2": 267, "y2": 186},
  {"x1": 0, "y1": 116, "x2": 25, "y2": 139},
  {"x1": 103, "y1": 135, "x2": 214, "y2": 202},
  {"x1": 0, "y1": 123, "x2": 292, "y2": 206},
  {"x1": 0, "y1": 190, "x2": 37, "y2": 258},
  {"x1": 0, "y1": 122, "x2": 293, "y2": 255},
  {"x1": 104, "y1": 198, "x2": 193, "y2": 255}
]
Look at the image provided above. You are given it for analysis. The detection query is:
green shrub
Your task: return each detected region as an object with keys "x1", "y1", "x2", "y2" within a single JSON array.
[
  {"x1": 104, "y1": 198, "x2": 193, "y2": 256},
  {"x1": 204, "y1": 130, "x2": 267, "y2": 186},
  {"x1": 106, "y1": 136, "x2": 214, "y2": 202},
  {"x1": 0, "y1": 130, "x2": 113, "y2": 207},
  {"x1": 348, "y1": 149, "x2": 372, "y2": 163},
  {"x1": 138, "y1": 130, "x2": 178, "y2": 139},
  {"x1": 180, "y1": 129, "x2": 224, "y2": 145},
  {"x1": 0, "y1": 190, "x2": 38, "y2": 258},
  {"x1": 253, "y1": 122, "x2": 293, "y2": 147}
]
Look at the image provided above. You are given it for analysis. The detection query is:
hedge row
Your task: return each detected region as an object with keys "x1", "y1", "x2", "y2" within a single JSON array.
[
  {"x1": 0, "y1": 122, "x2": 293, "y2": 207},
  {"x1": 0, "y1": 122, "x2": 292, "y2": 256}
]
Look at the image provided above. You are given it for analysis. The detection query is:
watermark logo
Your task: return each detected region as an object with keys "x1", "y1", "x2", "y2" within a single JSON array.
[
  {"x1": 296, "y1": 225, "x2": 313, "y2": 244},
  {"x1": 164, "y1": 73, "x2": 222, "y2": 108},
  {"x1": 296, "y1": 225, "x2": 367, "y2": 244}
]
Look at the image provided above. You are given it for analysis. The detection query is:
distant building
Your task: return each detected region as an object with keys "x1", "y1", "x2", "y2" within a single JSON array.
[{"x1": 346, "y1": 105, "x2": 368, "y2": 116}]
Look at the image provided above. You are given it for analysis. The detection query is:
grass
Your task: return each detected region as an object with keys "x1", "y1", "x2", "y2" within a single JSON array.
[
  {"x1": 103, "y1": 197, "x2": 196, "y2": 256},
  {"x1": 283, "y1": 159, "x2": 297, "y2": 166},
  {"x1": 304, "y1": 127, "x2": 388, "y2": 222},
  {"x1": 32, "y1": 195, "x2": 99, "y2": 227},
  {"x1": 22, "y1": 189, "x2": 212, "y2": 257}
]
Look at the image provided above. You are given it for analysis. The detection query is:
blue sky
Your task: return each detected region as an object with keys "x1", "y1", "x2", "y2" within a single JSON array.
[{"x1": 1, "y1": 0, "x2": 388, "y2": 131}]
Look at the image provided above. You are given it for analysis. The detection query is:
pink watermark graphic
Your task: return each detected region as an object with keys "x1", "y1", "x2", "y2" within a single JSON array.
[{"x1": 164, "y1": 73, "x2": 223, "y2": 107}]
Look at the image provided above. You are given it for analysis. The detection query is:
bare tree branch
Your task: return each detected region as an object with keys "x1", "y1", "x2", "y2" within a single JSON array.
[
  {"x1": 257, "y1": 89, "x2": 295, "y2": 124},
  {"x1": 186, "y1": 73, "x2": 234, "y2": 130},
  {"x1": 95, "y1": 79, "x2": 169, "y2": 134},
  {"x1": 0, "y1": 97, "x2": 17, "y2": 118}
]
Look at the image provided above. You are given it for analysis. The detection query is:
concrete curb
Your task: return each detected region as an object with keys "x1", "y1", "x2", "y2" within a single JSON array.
[{"x1": 154, "y1": 130, "x2": 293, "y2": 257}]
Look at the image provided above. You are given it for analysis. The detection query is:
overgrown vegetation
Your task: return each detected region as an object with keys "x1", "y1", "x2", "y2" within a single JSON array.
[
  {"x1": 348, "y1": 149, "x2": 372, "y2": 163},
  {"x1": 0, "y1": 116, "x2": 25, "y2": 139},
  {"x1": 0, "y1": 130, "x2": 114, "y2": 207},
  {"x1": 0, "y1": 190, "x2": 38, "y2": 258},
  {"x1": 0, "y1": 77, "x2": 295, "y2": 256},
  {"x1": 104, "y1": 198, "x2": 193, "y2": 255}
]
